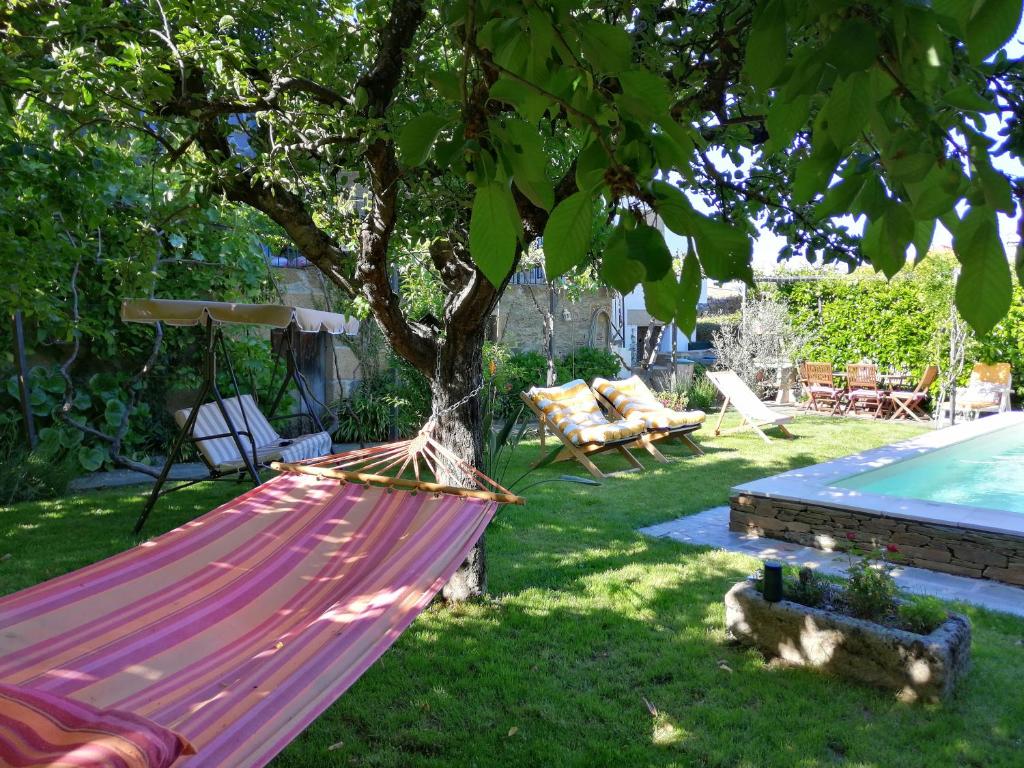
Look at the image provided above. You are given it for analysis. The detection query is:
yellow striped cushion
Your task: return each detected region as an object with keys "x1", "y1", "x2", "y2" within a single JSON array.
[
  {"x1": 527, "y1": 380, "x2": 644, "y2": 445},
  {"x1": 593, "y1": 376, "x2": 705, "y2": 430}
]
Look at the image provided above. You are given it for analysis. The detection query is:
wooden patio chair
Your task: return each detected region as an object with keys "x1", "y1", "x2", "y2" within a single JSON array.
[
  {"x1": 706, "y1": 370, "x2": 795, "y2": 443},
  {"x1": 844, "y1": 363, "x2": 883, "y2": 417},
  {"x1": 590, "y1": 375, "x2": 705, "y2": 462},
  {"x1": 799, "y1": 361, "x2": 843, "y2": 414},
  {"x1": 885, "y1": 365, "x2": 938, "y2": 422},
  {"x1": 521, "y1": 380, "x2": 647, "y2": 479}
]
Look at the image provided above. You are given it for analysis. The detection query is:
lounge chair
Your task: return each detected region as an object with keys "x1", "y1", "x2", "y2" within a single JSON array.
[
  {"x1": 844, "y1": 363, "x2": 883, "y2": 417},
  {"x1": 799, "y1": 361, "x2": 843, "y2": 413},
  {"x1": 706, "y1": 370, "x2": 794, "y2": 443},
  {"x1": 591, "y1": 375, "x2": 705, "y2": 460},
  {"x1": 521, "y1": 380, "x2": 647, "y2": 478},
  {"x1": 177, "y1": 393, "x2": 331, "y2": 475},
  {"x1": 885, "y1": 365, "x2": 938, "y2": 421},
  {"x1": 939, "y1": 362, "x2": 1013, "y2": 422}
]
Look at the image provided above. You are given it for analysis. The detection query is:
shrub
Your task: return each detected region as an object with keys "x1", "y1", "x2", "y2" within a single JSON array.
[
  {"x1": 0, "y1": 423, "x2": 79, "y2": 504},
  {"x1": 555, "y1": 347, "x2": 622, "y2": 385},
  {"x1": 898, "y1": 596, "x2": 949, "y2": 635},
  {"x1": 685, "y1": 367, "x2": 719, "y2": 411},
  {"x1": 843, "y1": 535, "x2": 901, "y2": 620},
  {"x1": 653, "y1": 390, "x2": 689, "y2": 410}
]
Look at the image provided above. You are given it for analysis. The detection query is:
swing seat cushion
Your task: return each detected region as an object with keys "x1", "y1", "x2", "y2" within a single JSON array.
[
  {"x1": 175, "y1": 394, "x2": 331, "y2": 471},
  {"x1": 592, "y1": 376, "x2": 705, "y2": 431},
  {"x1": 0, "y1": 682, "x2": 194, "y2": 767},
  {"x1": 526, "y1": 380, "x2": 645, "y2": 446}
]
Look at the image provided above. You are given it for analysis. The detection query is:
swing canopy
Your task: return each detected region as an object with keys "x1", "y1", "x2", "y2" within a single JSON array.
[{"x1": 121, "y1": 298, "x2": 358, "y2": 335}]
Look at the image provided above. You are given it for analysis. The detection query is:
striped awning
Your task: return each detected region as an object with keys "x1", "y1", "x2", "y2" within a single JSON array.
[
  {"x1": 121, "y1": 298, "x2": 357, "y2": 335},
  {"x1": 0, "y1": 474, "x2": 495, "y2": 766}
]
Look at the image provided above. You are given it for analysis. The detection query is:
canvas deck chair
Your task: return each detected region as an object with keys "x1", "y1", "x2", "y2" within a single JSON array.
[
  {"x1": 521, "y1": 379, "x2": 647, "y2": 478},
  {"x1": 706, "y1": 370, "x2": 794, "y2": 443},
  {"x1": 177, "y1": 393, "x2": 331, "y2": 474},
  {"x1": 939, "y1": 362, "x2": 1013, "y2": 422},
  {"x1": 885, "y1": 365, "x2": 938, "y2": 421},
  {"x1": 591, "y1": 375, "x2": 705, "y2": 461}
]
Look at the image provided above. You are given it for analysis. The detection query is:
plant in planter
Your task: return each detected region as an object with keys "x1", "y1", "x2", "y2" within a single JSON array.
[{"x1": 726, "y1": 539, "x2": 972, "y2": 703}]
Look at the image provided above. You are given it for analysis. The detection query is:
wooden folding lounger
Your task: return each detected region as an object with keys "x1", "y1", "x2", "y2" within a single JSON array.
[
  {"x1": 521, "y1": 380, "x2": 648, "y2": 479},
  {"x1": 591, "y1": 375, "x2": 705, "y2": 461}
]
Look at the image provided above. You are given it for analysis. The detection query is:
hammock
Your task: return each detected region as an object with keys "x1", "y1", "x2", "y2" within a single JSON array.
[{"x1": 0, "y1": 435, "x2": 522, "y2": 767}]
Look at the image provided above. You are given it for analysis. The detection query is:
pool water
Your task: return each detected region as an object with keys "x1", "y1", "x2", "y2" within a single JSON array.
[{"x1": 835, "y1": 424, "x2": 1024, "y2": 514}]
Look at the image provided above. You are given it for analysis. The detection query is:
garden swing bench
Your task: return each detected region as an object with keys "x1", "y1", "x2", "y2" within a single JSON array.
[{"x1": 121, "y1": 298, "x2": 354, "y2": 533}]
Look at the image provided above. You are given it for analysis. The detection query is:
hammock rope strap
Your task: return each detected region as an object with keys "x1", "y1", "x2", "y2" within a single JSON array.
[{"x1": 271, "y1": 423, "x2": 525, "y2": 505}]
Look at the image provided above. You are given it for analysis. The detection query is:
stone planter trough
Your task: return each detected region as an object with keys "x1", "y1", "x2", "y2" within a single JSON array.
[{"x1": 725, "y1": 580, "x2": 971, "y2": 703}]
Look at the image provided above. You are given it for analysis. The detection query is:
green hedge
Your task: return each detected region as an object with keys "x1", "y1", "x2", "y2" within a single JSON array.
[
  {"x1": 488, "y1": 346, "x2": 622, "y2": 418},
  {"x1": 769, "y1": 255, "x2": 1024, "y2": 400}
]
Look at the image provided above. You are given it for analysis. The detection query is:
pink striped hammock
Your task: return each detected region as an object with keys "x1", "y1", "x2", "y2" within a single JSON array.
[{"x1": 0, "y1": 467, "x2": 501, "y2": 766}]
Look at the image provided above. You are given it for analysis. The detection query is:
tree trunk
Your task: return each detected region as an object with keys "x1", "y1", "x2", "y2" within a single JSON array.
[{"x1": 432, "y1": 322, "x2": 488, "y2": 601}]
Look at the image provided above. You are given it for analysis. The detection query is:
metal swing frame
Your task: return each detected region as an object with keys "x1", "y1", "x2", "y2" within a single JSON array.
[{"x1": 131, "y1": 317, "x2": 337, "y2": 534}]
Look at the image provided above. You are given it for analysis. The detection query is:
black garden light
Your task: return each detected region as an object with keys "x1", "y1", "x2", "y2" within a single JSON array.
[{"x1": 763, "y1": 560, "x2": 783, "y2": 603}]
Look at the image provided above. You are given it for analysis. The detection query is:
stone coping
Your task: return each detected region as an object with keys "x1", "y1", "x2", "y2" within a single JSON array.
[{"x1": 732, "y1": 412, "x2": 1024, "y2": 537}]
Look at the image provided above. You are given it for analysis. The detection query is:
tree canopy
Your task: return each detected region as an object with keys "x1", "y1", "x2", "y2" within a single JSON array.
[{"x1": 3, "y1": 0, "x2": 1023, "y2": 368}]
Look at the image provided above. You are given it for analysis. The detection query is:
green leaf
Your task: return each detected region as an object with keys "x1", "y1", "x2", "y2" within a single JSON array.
[
  {"x1": 943, "y1": 84, "x2": 998, "y2": 113},
  {"x1": 77, "y1": 444, "x2": 107, "y2": 472},
  {"x1": 743, "y1": 0, "x2": 786, "y2": 90},
  {"x1": 965, "y1": 0, "x2": 1023, "y2": 63},
  {"x1": 502, "y1": 120, "x2": 554, "y2": 211},
  {"x1": 470, "y1": 181, "x2": 520, "y2": 287},
  {"x1": 792, "y1": 141, "x2": 841, "y2": 204},
  {"x1": 814, "y1": 173, "x2": 867, "y2": 220},
  {"x1": 643, "y1": 269, "x2": 677, "y2": 322},
  {"x1": 600, "y1": 226, "x2": 646, "y2": 293},
  {"x1": 976, "y1": 162, "x2": 1014, "y2": 213},
  {"x1": 651, "y1": 180, "x2": 700, "y2": 236},
  {"x1": 615, "y1": 70, "x2": 671, "y2": 121},
  {"x1": 397, "y1": 113, "x2": 450, "y2": 166},
  {"x1": 624, "y1": 223, "x2": 673, "y2": 281},
  {"x1": 489, "y1": 78, "x2": 551, "y2": 124},
  {"x1": 861, "y1": 203, "x2": 914, "y2": 277},
  {"x1": 676, "y1": 249, "x2": 702, "y2": 336},
  {"x1": 906, "y1": 163, "x2": 964, "y2": 219},
  {"x1": 428, "y1": 70, "x2": 462, "y2": 101},
  {"x1": 1015, "y1": 241, "x2": 1024, "y2": 286},
  {"x1": 821, "y1": 19, "x2": 880, "y2": 75},
  {"x1": 693, "y1": 219, "x2": 753, "y2": 283},
  {"x1": 579, "y1": 21, "x2": 633, "y2": 73},
  {"x1": 851, "y1": 174, "x2": 889, "y2": 220},
  {"x1": 104, "y1": 399, "x2": 128, "y2": 427},
  {"x1": 953, "y1": 205, "x2": 1013, "y2": 334},
  {"x1": 764, "y1": 95, "x2": 810, "y2": 153},
  {"x1": 822, "y1": 72, "x2": 870, "y2": 149},
  {"x1": 912, "y1": 219, "x2": 936, "y2": 264},
  {"x1": 575, "y1": 137, "x2": 607, "y2": 192},
  {"x1": 543, "y1": 191, "x2": 593, "y2": 277}
]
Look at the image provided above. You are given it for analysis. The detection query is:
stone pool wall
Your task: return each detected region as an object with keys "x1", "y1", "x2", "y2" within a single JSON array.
[{"x1": 730, "y1": 493, "x2": 1024, "y2": 586}]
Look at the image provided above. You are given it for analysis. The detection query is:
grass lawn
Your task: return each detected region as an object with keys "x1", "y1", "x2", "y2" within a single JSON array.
[{"x1": 3, "y1": 414, "x2": 1023, "y2": 767}]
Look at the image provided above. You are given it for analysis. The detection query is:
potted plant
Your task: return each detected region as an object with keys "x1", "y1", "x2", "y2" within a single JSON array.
[{"x1": 724, "y1": 535, "x2": 972, "y2": 702}]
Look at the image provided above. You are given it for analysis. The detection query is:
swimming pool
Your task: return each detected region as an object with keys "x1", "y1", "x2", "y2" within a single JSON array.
[
  {"x1": 729, "y1": 412, "x2": 1024, "y2": 586},
  {"x1": 835, "y1": 423, "x2": 1024, "y2": 514}
]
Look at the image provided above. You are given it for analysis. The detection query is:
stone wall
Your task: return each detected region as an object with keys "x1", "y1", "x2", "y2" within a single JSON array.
[
  {"x1": 730, "y1": 493, "x2": 1024, "y2": 586},
  {"x1": 495, "y1": 284, "x2": 615, "y2": 356}
]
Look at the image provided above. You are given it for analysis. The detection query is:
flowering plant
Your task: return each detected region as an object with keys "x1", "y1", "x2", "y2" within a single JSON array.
[{"x1": 843, "y1": 533, "x2": 901, "y2": 620}]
